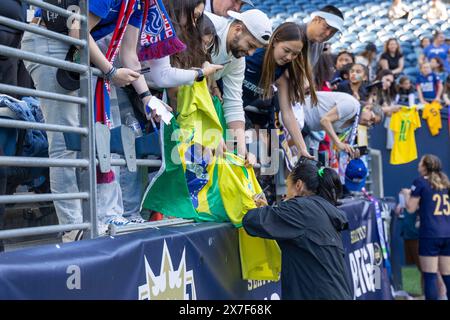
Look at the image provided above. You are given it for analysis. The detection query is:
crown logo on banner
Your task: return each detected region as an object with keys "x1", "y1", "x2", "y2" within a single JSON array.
[{"x1": 138, "y1": 240, "x2": 197, "y2": 300}]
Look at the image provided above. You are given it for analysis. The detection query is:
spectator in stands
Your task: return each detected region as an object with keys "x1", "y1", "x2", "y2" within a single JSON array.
[
  {"x1": 336, "y1": 63, "x2": 369, "y2": 102},
  {"x1": 313, "y1": 52, "x2": 335, "y2": 91},
  {"x1": 147, "y1": 0, "x2": 223, "y2": 107},
  {"x1": 243, "y1": 22, "x2": 318, "y2": 159},
  {"x1": 356, "y1": 43, "x2": 378, "y2": 81},
  {"x1": 388, "y1": 0, "x2": 411, "y2": 20},
  {"x1": 444, "y1": 75, "x2": 450, "y2": 107},
  {"x1": 430, "y1": 57, "x2": 447, "y2": 83},
  {"x1": 204, "y1": 0, "x2": 253, "y2": 17},
  {"x1": 401, "y1": 154, "x2": 450, "y2": 300},
  {"x1": 205, "y1": 9, "x2": 272, "y2": 165},
  {"x1": 379, "y1": 38, "x2": 404, "y2": 78},
  {"x1": 331, "y1": 51, "x2": 354, "y2": 84},
  {"x1": 300, "y1": 6, "x2": 344, "y2": 67},
  {"x1": 301, "y1": 92, "x2": 383, "y2": 157},
  {"x1": 368, "y1": 69, "x2": 400, "y2": 115},
  {"x1": 417, "y1": 62, "x2": 443, "y2": 105},
  {"x1": 395, "y1": 76, "x2": 415, "y2": 107},
  {"x1": 426, "y1": 0, "x2": 448, "y2": 24},
  {"x1": 117, "y1": 1, "x2": 223, "y2": 220},
  {"x1": 243, "y1": 157, "x2": 353, "y2": 300},
  {"x1": 424, "y1": 30, "x2": 450, "y2": 73},
  {"x1": 417, "y1": 37, "x2": 432, "y2": 66},
  {"x1": 0, "y1": 1, "x2": 32, "y2": 96}
]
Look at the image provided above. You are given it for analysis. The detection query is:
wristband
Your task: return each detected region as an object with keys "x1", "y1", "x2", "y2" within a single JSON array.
[
  {"x1": 138, "y1": 90, "x2": 152, "y2": 100},
  {"x1": 104, "y1": 66, "x2": 117, "y2": 81},
  {"x1": 195, "y1": 69, "x2": 205, "y2": 82}
]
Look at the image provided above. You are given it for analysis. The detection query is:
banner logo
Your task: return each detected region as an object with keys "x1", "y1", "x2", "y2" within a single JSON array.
[{"x1": 138, "y1": 240, "x2": 196, "y2": 300}]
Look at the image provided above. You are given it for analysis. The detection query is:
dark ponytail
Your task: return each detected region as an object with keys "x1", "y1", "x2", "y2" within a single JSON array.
[
  {"x1": 317, "y1": 168, "x2": 343, "y2": 205},
  {"x1": 289, "y1": 158, "x2": 343, "y2": 205}
]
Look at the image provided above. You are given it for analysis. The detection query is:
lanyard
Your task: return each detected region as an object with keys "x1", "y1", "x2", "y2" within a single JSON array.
[
  {"x1": 337, "y1": 107, "x2": 361, "y2": 181},
  {"x1": 362, "y1": 188, "x2": 392, "y2": 278}
]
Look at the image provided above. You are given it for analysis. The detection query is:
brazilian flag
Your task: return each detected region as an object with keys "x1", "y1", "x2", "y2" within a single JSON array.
[{"x1": 140, "y1": 80, "x2": 281, "y2": 281}]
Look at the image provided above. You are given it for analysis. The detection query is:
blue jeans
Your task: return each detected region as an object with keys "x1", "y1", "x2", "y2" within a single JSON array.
[
  {"x1": 116, "y1": 87, "x2": 143, "y2": 217},
  {"x1": 22, "y1": 31, "x2": 82, "y2": 225}
]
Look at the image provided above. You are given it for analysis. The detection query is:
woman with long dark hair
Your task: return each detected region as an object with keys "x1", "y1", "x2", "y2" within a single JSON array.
[
  {"x1": 242, "y1": 22, "x2": 318, "y2": 159},
  {"x1": 368, "y1": 69, "x2": 400, "y2": 115},
  {"x1": 143, "y1": 0, "x2": 223, "y2": 92},
  {"x1": 402, "y1": 154, "x2": 450, "y2": 300},
  {"x1": 242, "y1": 158, "x2": 353, "y2": 299},
  {"x1": 379, "y1": 38, "x2": 404, "y2": 77}
]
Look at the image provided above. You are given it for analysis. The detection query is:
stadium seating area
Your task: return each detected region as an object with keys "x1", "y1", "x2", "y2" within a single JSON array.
[{"x1": 247, "y1": 0, "x2": 450, "y2": 80}]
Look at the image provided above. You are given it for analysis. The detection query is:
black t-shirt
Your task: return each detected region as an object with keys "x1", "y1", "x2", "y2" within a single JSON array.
[
  {"x1": 336, "y1": 80, "x2": 369, "y2": 102},
  {"x1": 380, "y1": 52, "x2": 403, "y2": 71},
  {"x1": 243, "y1": 48, "x2": 288, "y2": 107},
  {"x1": 396, "y1": 87, "x2": 415, "y2": 106},
  {"x1": 243, "y1": 195, "x2": 353, "y2": 300},
  {"x1": 0, "y1": 0, "x2": 27, "y2": 33}
]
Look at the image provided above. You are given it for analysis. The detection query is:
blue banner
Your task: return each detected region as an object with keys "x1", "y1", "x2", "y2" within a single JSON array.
[
  {"x1": 340, "y1": 199, "x2": 393, "y2": 300},
  {"x1": 0, "y1": 200, "x2": 392, "y2": 300},
  {"x1": 0, "y1": 223, "x2": 279, "y2": 300}
]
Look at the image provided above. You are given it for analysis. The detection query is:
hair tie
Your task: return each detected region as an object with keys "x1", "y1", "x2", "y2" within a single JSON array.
[{"x1": 318, "y1": 167, "x2": 325, "y2": 178}]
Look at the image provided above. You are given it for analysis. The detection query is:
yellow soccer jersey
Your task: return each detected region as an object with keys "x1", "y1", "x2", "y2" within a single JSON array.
[
  {"x1": 390, "y1": 107, "x2": 421, "y2": 165},
  {"x1": 422, "y1": 101, "x2": 442, "y2": 136}
]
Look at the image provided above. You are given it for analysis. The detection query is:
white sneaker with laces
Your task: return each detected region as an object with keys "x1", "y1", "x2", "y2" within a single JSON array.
[
  {"x1": 106, "y1": 216, "x2": 131, "y2": 227},
  {"x1": 128, "y1": 217, "x2": 148, "y2": 224}
]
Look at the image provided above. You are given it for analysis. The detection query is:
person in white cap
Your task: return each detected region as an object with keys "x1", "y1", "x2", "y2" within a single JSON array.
[
  {"x1": 205, "y1": 9, "x2": 272, "y2": 164},
  {"x1": 205, "y1": 0, "x2": 254, "y2": 17},
  {"x1": 300, "y1": 5, "x2": 344, "y2": 67}
]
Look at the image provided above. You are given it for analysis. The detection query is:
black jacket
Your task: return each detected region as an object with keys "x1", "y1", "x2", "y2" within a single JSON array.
[{"x1": 243, "y1": 195, "x2": 353, "y2": 300}]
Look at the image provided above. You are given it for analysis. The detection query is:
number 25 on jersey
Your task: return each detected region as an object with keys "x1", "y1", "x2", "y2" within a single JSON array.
[{"x1": 433, "y1": 194, "x2": 450, "y2": 216}]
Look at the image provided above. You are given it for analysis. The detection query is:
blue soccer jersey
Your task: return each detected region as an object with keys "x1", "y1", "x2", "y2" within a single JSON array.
[
  {"x1": 411, "y1": 176, "x2": 450, "y2": 238},
  {"x1": 90, "y1": 0, "x2": 144, "y2": 41}
]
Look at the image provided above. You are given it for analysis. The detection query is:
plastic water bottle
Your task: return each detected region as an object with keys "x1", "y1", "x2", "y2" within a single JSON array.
[{"x1": 124, "y1": 112, "x2": 143, "y2": 137}]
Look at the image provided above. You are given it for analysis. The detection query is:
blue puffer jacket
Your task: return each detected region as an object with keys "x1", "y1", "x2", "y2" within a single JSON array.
[{"x1": 0, "y1": 96, "x2": 48, "y2": 157}]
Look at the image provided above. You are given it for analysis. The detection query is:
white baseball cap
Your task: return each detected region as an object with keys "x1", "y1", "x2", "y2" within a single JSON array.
[{"x1": 227, "y1": 9, "x2": 273, "y2": 45}]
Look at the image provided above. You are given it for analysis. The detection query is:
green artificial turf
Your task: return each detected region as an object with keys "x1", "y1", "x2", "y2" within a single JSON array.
[{"x1": 402, "y1": 266, "x2": 422, "y2": 296}]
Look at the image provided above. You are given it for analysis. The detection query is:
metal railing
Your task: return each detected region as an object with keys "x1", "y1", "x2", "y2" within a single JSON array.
[
  {"x1": 0, "y1": 0, "x2": 167, "y2": 243},
  {"x1": 0, "y1": 0, "x2": 272, "y2": 247}
]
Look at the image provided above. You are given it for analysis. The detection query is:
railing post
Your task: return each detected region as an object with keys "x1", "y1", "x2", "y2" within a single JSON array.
[{"x1": 78, "y1": 0, "x2": 97, "y2": 238}]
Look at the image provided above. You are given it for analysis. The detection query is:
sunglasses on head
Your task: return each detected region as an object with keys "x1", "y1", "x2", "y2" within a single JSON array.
[{"x1": 296, "y1": 156, "x2": 324, "y2": 169}]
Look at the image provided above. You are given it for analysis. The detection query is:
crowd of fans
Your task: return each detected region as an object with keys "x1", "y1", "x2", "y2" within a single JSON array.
[{"x1": 0, "y1": 0, "x2": 449, "y2": 300}]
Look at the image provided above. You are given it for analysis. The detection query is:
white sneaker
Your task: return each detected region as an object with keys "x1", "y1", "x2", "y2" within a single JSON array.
[
  {"x1": 105, "y1": 216, "x2": 131, "y2": 227},
  {"x1": 62, "y1": 229, "x2": 84, "y2": 243},
  {"x1": 128, "y1": 217, "x2": 148, "y2": 224}
]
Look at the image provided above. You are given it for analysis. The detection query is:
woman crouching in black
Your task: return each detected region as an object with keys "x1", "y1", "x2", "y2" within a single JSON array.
[{"x1": 243, "y1": 158, "x2": 353, "y2": 300}]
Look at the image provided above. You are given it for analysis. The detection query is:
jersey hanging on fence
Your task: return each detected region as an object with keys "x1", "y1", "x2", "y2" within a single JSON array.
[
  {"x1": 389, "y1": 107, "x2": 421, "y2": 165},
  {"x1": 422, "y1": 101, "x2": 442, "y2": 136}
]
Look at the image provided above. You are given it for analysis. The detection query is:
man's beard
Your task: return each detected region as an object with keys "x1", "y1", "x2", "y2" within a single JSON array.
[{"x1": 229, "y1": 35, "x2": 245, "y2": 58}]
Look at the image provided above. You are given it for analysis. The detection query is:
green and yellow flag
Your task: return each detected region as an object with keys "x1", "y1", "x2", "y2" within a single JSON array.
[{"x1": 140, "y1": 80, "x2": 281, "y2": 281}]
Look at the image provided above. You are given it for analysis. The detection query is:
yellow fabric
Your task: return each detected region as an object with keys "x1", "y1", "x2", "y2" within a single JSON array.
[
  {"x1": 217, "y1": 153, "x2": 261, "y2": 226},
  {"x1": 389, "y1": 107, "x2": 421, "y2": 165},
  {"x1": 176, "y1": 80, "x2": 223, "y2": 149},
  {"x1": 218, "y1": 153, "x2": 281, "y2": 281},
  {"x1": 357, "y1": 125, "x2": 368, "y2": 146},
  {"x1": 239, "y1": 228, "x2": 282, "y2": 281},
  {"x1": 422, "y1": 101, "x2": 442, "y2": 136},
  {"x1": 175, "y1": 79, "x2": 281, "y2": 281}
]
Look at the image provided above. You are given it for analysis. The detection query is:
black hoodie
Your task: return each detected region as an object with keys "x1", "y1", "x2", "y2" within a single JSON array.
[{"x1": 243, "y1": 195, "x2": 353, "y2": 300}]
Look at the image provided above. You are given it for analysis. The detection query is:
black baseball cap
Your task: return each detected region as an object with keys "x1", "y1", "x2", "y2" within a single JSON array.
[{"x1": 56, "y1": 45, "x2": 80, "y2": 91}]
